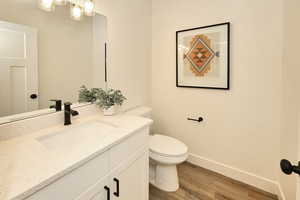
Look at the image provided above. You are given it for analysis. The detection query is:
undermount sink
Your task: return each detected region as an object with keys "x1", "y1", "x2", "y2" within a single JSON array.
[{"x1": 37, "y1": 121, "x2": 119, "y2": 150}]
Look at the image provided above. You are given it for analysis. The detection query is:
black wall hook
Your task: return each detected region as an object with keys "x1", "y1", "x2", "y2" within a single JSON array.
[{"x1": 187, "y1": 117, "x2": 203, "y2": 123}]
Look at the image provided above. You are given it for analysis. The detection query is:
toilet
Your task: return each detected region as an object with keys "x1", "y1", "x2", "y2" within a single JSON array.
[{"x1": 125, "y1": 106, "x2": 188, "y2": 192}]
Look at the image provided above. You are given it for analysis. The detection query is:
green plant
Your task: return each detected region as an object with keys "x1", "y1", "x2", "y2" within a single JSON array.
[
  {"x1": 96, "y1": 88, "x2": 126, "y2": 109},
  {"x1": 78, "y1": 86, "x2": 126, "y2": 109},
  {"x1": 78, "y1": 85, "x2": 100, "y2": 103}
]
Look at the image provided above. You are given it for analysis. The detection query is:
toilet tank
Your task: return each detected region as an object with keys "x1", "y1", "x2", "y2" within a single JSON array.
[{"x1": 125, "y1": 106, "x2": 152, "y2": 119}]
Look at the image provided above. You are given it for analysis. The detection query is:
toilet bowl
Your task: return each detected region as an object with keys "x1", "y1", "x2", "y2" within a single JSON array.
[
  {"x1": 125, "y1": 107, "x2": 188, "y2": 192},
  {"x1": 149, "y1": 134, "x2": 188, "y2": 192}
]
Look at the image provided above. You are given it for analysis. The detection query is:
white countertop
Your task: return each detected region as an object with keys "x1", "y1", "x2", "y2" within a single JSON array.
[{"x1": 0, "y1": 114, "x2": 152, "y2": 200}]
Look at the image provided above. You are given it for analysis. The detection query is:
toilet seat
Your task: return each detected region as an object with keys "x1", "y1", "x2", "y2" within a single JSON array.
[
  {"x1": 149, "y1": 150, "x2": 188, "y2": 165},
  {"x1": 150, "y1": 134, "x2": 188, "y2": 158}
]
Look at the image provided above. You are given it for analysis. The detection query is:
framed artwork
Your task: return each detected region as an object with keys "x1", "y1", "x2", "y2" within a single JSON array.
[{"x1": 176, "y1": 22, "x2": 230, "y2": 90}]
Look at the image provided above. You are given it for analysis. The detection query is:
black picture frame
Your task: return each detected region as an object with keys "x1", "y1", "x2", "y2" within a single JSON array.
[{"x1": 176, "y1": 22, "x2": 230, "y2": 90}]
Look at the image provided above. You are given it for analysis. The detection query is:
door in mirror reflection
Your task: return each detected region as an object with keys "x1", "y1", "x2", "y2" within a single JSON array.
[{"x1": 0, "y1": 21, "x2": 38, "y2": 117}]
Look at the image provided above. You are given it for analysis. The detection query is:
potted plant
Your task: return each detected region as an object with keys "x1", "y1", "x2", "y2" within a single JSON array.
[
  {"x1": 78, "y1": 85, "x2": 127, "y2": 116},
  {"x1": 78, "y1": 85, "x2": 100, "y2": 103},
  {"x1": 96, "y1": 88, "x2": 126, "y2": 116}
]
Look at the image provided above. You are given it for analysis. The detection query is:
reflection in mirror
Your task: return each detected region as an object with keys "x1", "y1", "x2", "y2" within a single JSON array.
[{"x1": 0, "y1": 1, "x2": 107, "y2": 124}]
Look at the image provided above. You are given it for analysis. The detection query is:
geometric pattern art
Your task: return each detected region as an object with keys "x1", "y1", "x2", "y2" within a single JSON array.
[
  {"x1": 176, "y1": 22, "x2": 230, "y2": 89},
  {"x1": 184, "y1": 34, "x2": 216, "y2": 76}
]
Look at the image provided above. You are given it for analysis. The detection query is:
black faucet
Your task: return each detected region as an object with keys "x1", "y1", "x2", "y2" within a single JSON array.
[
  {"x1": 50, "y1": 99, "x2": 62, "y2": 111},
  {"x1": 64, "y1": 102, "x2": 79, "y2": 126}
]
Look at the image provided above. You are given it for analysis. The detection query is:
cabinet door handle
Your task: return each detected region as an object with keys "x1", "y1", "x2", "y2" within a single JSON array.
[
  {"x1": 113, "y1": 178, "x2": 120, "y2": 197},
  {"x1": 104, "y1": 186, "x2": 110, "y2": 200}
]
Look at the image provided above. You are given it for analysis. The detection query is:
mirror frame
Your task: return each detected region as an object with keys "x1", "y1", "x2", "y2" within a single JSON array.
[{"x1": 0, "y1": 102, "x2": 92, "y2": 125}]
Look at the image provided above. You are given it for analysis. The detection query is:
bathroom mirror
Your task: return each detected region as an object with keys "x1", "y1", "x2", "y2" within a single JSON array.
[{"x1": 0, "y1": 0, "x2": 107, "y2": 124}]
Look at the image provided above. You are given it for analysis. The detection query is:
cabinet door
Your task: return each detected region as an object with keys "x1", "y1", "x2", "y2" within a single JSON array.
[
  {"x1": 111, "y1": 151, "x2": 149, "y2": 200},
  {"x1": 90, "y1": 187, "x2": 109, "y2": 200},
  {"x1": 76, "y1": 176, "x2": 110, "y2": 200}
]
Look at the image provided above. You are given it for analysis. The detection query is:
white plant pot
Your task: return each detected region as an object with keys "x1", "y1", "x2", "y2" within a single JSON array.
[{"x1": 103, "y1": 106, "x2": 115, "y2": 116}]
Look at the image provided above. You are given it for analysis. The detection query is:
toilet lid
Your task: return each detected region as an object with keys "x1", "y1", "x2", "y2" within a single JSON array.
[{"x1": 149, "y1": 134, "x2": 188, "y2": 157}]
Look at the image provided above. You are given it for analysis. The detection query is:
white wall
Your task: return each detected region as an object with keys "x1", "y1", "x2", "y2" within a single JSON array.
[
  {"x1": 151, "y1": 0, "x2": 283, "y2": 189},
  {"x1": 95, "y1": 0, "x2": 152, "y2": 110},
  {"x1": 279, "y1": 0, "x2": 300, "y2": 199}
]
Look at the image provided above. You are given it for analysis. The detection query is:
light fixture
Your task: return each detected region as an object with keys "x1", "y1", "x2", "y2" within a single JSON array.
[
  {"x1": 84, "y1": 0, "x2": 94, "y2": 16},
  {"x1": 39, "y1": 0, "x2": 55, "y2": 12},
  {"x1": 54, "y1": 0, "x2": 67, "y2": 6},
  {"x1": 70, "y1": 4, "x2": 83, "y2": 21},
  {"x1": 38, "y1": 0, "x2": 95, "y2": 21}
]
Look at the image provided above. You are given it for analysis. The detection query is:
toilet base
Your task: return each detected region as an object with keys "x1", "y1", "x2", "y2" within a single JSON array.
[{"x1": 150, "y1": 162, "x2": 179, "y2": 192}]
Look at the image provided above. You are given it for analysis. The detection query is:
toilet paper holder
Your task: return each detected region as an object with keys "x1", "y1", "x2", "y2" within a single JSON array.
[{"x1": 187, "y1": 117, "x2": 203, "y2": 123}]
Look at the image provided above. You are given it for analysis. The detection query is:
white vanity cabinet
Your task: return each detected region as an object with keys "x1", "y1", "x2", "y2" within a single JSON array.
[
  {"x1": 110, "y1": 152, "x2": 149, "y2": 200},
  {"x1": 90, "y1": 152, "x2": 148, "y2": 200},
  {"x1": 25, "y1": 127, "x2": 149, "y2": 200},
  {"x1": 78, "y1": 176, "x2": 110, "y2": 200}
]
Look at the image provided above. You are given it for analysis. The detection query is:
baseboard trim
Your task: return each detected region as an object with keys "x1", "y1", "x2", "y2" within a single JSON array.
[
  {"x1": 188, "y1": 153, "x2": 283, "y2": 198},
  {"x1": 275, "y1": 183, "x2": 286, "y2": 200}
]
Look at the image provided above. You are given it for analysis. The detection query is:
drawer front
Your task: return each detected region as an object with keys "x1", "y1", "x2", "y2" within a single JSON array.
[
  {"x1": 110, "y1": 127, "x2": 149, "y2": 170},
  {"x1": 26, "y1": 151, "x2": 109, "y2": 200}
]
